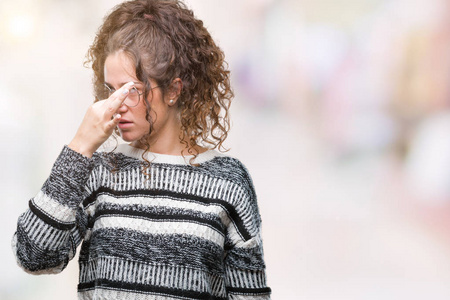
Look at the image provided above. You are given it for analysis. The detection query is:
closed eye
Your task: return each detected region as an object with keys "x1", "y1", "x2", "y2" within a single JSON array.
[{"x1": 104, "y1": 83, "x2": 116, "y2": 93}]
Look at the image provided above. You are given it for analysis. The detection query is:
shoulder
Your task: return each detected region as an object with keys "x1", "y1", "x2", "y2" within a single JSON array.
[
  {"x1": 208, "y1": 153, "x2": 262, "y2": 238},
  {"x1": 207, "y1": 152, "x2": 252, "y2": 179},
  {"x1": 203, "y1": 152, "x2": 257, "y2": 198}
]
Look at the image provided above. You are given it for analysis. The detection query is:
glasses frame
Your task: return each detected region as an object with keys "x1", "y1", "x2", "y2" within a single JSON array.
[{"x1": 103, "y1": 82, "x2": 160, "y2": 107}]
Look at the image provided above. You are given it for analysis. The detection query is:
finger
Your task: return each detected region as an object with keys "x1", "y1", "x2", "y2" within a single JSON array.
[
  {"x1": 105, "y1": 113, "x2": 122, "y2": 132},
  {"x1": 104, "y1": 81, "x2": 135, "y2": 117}
]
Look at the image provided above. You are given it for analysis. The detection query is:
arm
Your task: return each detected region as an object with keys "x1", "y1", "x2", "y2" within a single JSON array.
[
  {"x1": 224, "y1": 166, "x2": 271, "y2": 299},
  {"x1": 12, "y1": 81, "x2": 134, "y2": 273},
  {"x1": 12, "y1": 146, "x2": 93, "y2": 274},
  {"x1": 224, "y1": 227, "x2": 271, "y2": 299}
]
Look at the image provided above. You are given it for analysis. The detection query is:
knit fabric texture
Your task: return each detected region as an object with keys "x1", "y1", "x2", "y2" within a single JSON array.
[{"x1": 12, "y1": 144, "x2": 271, "y2": 299}]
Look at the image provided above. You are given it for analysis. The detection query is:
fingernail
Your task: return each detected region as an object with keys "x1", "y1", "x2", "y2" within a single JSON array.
[
  {"x1": 116, "y1": 114, "x2": 121, "y2": 119},
  {"x1": 122, "y1": 89, "x2": 129, "y2": 94},
  {"x1": 127, "y1": 81, "x2": 135, "y2": 86}
]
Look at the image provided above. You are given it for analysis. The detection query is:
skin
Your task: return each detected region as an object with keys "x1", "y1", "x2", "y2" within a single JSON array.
[{"x1": 69, "y1": 50, "x2": 206, "y2": 158}]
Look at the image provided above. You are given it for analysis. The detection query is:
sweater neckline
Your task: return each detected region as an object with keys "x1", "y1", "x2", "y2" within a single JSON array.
[{"x1": 113, "y1": 143, "x2": 224, "y2": 165}]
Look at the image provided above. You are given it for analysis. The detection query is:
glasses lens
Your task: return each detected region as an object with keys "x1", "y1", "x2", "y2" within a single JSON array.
[
  {"x1": 124, "y1": 87, "x2": 140, "y2": 107},
  {"x1": 104, "y1": 84, "x2": 114, "y2": 97}
]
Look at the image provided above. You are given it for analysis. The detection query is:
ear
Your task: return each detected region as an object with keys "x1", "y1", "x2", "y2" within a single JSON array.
[{"x1": 166, "y1": 78, "x2": 182, "y2": 106}]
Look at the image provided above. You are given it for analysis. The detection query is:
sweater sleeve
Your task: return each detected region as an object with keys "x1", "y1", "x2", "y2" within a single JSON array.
[
  {"x1": 224, "y1": 163, "x2": 271, "y2": 299},
  {"x1": 12, "y1": 146, "x2": 94, "y2": 274}
]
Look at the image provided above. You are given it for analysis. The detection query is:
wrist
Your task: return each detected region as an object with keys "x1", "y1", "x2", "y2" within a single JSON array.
[{"x1": 68, "y1": 139, "x2": 95, "y2": 158}]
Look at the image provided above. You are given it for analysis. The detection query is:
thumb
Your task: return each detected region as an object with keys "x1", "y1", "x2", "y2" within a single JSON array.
[{"x1": 106, "y1": 113, "x2": 121, "y2": 132}]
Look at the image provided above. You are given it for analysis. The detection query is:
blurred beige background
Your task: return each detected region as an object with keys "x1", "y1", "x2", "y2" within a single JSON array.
[{"x1": 3, "y1": 0, "x2": 450, "y2": 299}]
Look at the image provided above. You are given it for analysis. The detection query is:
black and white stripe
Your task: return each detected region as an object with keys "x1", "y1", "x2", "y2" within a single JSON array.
[
  {"x1": 12, "y1": 145, "x2": 271, "y2": 299},
  {"x1": 78, "y1": 257, "x2": 227, "y2": 298}
]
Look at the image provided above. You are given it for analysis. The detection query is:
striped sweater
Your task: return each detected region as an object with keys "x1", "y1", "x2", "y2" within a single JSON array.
[{"x1": 12, "y1": 144, "x2": 271, "y2": 299}]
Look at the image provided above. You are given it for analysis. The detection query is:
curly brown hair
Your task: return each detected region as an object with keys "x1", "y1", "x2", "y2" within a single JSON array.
[{"x1": 85, "y1": 0, "x2": 233, "y2": 164}]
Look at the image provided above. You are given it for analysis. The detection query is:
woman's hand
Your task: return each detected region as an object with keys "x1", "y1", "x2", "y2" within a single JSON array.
[{"x1": 68, "y1": 81, "x2": 135, "y2": 158}]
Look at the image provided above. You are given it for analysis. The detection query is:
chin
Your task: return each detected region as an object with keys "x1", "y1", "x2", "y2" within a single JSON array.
[
  {"x1": 119, "y1": 131, "x2": 144, "y2": 143},
  {"x1": 119, "y1": 130, "x2": 146, "y2": 143}
]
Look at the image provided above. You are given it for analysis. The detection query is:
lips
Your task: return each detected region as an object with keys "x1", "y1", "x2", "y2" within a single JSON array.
[{"x1": 118, "y1": 119, "x2": 133, "y2": 129}]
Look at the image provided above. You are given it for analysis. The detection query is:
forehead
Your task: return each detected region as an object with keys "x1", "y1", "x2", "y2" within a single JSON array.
[{"x1": 104, "y1": 51, "x2": 137, "y2": 86}]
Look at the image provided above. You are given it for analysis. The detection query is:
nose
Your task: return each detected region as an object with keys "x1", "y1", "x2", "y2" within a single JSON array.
[{"x1": 117, "y1": 102, "x2": 129, "y2": 113}]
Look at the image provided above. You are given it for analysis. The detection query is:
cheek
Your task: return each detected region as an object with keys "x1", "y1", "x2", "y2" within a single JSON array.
[
  {"x1": 134, "y1": 101, "x2": 149, "y2": 120},
  {"x1": 137, "y1": 94, "x2": 163, "y2": 127}
]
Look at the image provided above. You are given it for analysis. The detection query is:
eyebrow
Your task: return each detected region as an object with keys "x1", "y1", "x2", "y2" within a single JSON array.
[{"x1": 104, "y1": 81, "x2": 142, "y2": 89}]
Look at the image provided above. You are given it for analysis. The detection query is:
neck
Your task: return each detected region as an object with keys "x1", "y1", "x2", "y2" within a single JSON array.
[{"x1": 131, "y1": 120, "x2": 206, "y2": 156}]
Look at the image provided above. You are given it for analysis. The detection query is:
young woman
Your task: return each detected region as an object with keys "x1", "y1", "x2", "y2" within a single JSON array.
[{"x1": 12, "y1": 0, "x2": 271, "y2": 299}]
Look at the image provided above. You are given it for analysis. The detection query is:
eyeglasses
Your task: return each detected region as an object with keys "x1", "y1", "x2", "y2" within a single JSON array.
[{"x1": 103, "y1": 83, "x2": 159, "y2": 107}]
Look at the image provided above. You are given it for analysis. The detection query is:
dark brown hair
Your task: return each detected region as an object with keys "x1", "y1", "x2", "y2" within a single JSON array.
[{"x1": 85, "y1": 0, "x2": 233, "y2": 164}]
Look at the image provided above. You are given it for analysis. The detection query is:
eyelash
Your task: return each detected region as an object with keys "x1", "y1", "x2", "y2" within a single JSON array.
[{"x1": 105, "y1": 85, "x2": 141, "y2": 94}]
